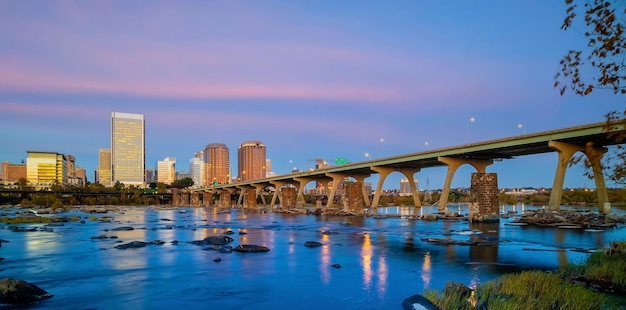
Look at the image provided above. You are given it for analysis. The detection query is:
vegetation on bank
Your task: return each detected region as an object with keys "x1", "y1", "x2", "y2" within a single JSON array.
[
  {"x1": 1, "y1": 187, "x2": 626, "y2": 208},
  {"x1": 425, "y1": 242, "x2": 626, "y2": 310}
]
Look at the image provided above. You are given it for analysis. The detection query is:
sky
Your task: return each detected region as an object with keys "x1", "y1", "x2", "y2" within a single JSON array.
[{"x1": 0, "y1": 1, "x2": 623, "y2": 190}]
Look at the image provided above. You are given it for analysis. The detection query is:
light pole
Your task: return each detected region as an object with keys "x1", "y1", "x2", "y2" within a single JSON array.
[
  {"x1": 424, "y1": 141, "x2": 429, "y2": 150},
  {"x1": 517, "y1": 123, "x2": 525, "y2": 135},
  {"x1": 365, "y1": 152, "x2": 371, "y2": 160},
  {"x1": 377, "y1": 138, "x2": 384, "y2": 158},
  {"x1": 466, "y1": 117, "x2": 475, "y2": 144}
]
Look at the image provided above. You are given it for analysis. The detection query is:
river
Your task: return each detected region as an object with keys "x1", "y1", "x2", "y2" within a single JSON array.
[{"x1": 1, "y1": 204, "x2": 624, "y2": 309}]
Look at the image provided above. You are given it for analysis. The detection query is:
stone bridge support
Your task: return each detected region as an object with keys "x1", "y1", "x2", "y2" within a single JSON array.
[
  {"x1": 437, "y1": 157, "x2": 493, "y2": 213},
  {"x1": 252, "y1": 184, "x2": 268, "y2": 206},
  {"x1": 219, "y1": 190, "x2": 233, "y2": 207},
  {"x1": 325, "y1": 173, "x2": 348, "y2": 209},
  {"x1": 548, "y1": 141, "x2": 610, "y2": 214},
  {"x1": 370, "y1": 167, "x2": 420, "y2": 215},
  {"x1": 236, "y1": 186, "x2": 252, "y2": 206},
  {"x1": 270, "y1": 181, "x2": 290, "y2": 207}
]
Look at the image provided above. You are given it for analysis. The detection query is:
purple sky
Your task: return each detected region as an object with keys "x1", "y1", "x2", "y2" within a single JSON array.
[{"x1": 0, "y1": 1, "x2": 622, "y2": 190}]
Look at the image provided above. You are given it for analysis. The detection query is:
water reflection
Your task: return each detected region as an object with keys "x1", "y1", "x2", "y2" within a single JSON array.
[
  {"x1": 361, "y1": 233, "x2": 373, "y2": 291},
  {"x1": 421, "y1": 251, "x2": 432, "y2": 289},
  {"x1": 468, "y1": 222, "x2": 499, "y2": 264}
]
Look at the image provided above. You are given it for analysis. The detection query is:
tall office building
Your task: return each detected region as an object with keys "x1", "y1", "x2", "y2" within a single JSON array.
[
  {"x1": 204, "y1": 143, "x2": 230, "y2": 185},
  {"x1": 98, "y1": 148, "x2": 112, "y2": 186},
  {"x1": 237, "y1": 141, "x2": 266, "y2": 182},
  {"x1": 1, "y1": 161, "x2": 26, "y2": 185},
  {"x1": 157, "y1": 157, "x2": 176, "y2": 185},
  {"x1": 26, "y1": 151, "x2": 67, "y2": 188},
  {"x1": 66, "y1": 155, "x2": 76, "y2": 177},
  {"x1": 189, "y1": 151, "x2": 205, "y2": 187},
  {"x1": 111, "y1": 112, "x2": 145, "y2": 187}
]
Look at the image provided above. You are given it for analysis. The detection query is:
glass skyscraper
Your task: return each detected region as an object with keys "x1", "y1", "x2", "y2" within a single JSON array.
[{"x1": 111, "y1": 112, "x2": 145, "y2": 187}]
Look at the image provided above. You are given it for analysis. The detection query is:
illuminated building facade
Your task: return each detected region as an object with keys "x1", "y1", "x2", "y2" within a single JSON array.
[
  {"x1": 204, "y1": 143, "x2": 230, "y2": 185},
  {"x1": 26, "y1": 151, "x2": 67, "y2": 188},
  {"x1": 157, "y1": 157, "x2": 176, "y2": 185},
  {"x1": 111, "y1": 112, "x2": 145, "y2": 187},
  {"x1": 98, "y1": 148, "x2": 112, "y2": 186},
  {"x1": 237, "y1": 141, "x2": 266, "y2": 182},
  {"x1": 189, "y1": 151, "x2": 205, "y2": 187}
]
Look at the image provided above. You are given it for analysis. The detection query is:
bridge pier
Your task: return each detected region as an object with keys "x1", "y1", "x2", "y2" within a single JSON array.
[
  {"x1": 252, "y1": 184, "x2": 268, "y2": 206},
  {"x1": 548, "y1": 141, "x2": 611, "y2": 214},
  {"x1": 269, "y1": 181, "x2": 289, "y2": 207},
  {"x1": 370, "y1": 167, "x2": 421, "y2": 215},
  {"x1": 437, "y1": 157, "x2": 493, "y2": 213}
]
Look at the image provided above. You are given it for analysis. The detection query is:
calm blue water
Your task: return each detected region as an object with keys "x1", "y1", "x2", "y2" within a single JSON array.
[{"x1": 0, "y1": 204, "x2": 624, "y2": 309}]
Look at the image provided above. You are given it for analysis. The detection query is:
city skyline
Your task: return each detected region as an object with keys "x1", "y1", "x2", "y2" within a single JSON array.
[{"x1": 1, "y1": 1, "x2": 624, "y2": 190}]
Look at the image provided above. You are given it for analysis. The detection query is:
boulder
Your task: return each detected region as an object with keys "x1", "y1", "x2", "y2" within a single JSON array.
[
  {"x1": 304, "y1": 241, "x2": 323, "y2": 247},
  {"x1": 443, "y1": 281, "x2": 472, "y2": 299},
  {"x1": 0, "y1": 278, "x2": 52, "y2": 304},
  {"x1": 233, "y1": 244, "x2": 270, "y2": 253},
  {"x1": 402, "y1": 294, "x2": 439, "y2": 310},
  {"x1": 189, "y1": 235, "x2": 234, "y2": 245},
  {"x1": 111, "y1": 226, "x2": 134, "y2": 231},
  {"x1": 114, "y1": 241, "x2": 148, "y2": 249}
]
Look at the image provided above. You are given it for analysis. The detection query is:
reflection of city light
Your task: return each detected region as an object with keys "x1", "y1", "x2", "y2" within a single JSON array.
[
  {"x1": 320, "y1": 234, "x2": 331, "y2": 284},
  {"x1": 421, "y1": 251, "x2": 432, "y2": 289},
  {"x1": 361, "y1": 233, "x2": 373, "y2": 291},
  {"x1": 377, "y1": 255, "x2": 388, "y2": 298}
]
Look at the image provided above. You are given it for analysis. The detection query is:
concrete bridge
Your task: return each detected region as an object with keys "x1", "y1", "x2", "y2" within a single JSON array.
[{"x1": 184, "y1": 121, "x2": 624, "y2": 220}]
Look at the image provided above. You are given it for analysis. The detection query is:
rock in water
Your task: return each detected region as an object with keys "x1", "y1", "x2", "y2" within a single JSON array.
[
  {"x1": 0, "y1": 278, "x2": 53, "y2": 304},
  {"x1": 233, "y1": 244, "x2": 270, "y2": 253},
  {"x1": 304, "y1": 241, "x2": 323, "y2": 247},
  {"x1": 189, "y1": 235, "x2": 234, "y2": 245},
  {"x1": 114, "y1": 241, "x2": 148, "y2": 249},
  {"x1": 401, "y1": 294, "x2": 439, "y2": 310}
]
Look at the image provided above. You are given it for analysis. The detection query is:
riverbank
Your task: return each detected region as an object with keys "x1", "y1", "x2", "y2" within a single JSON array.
[{"x1": 418, "y1": 241, "x2": 626, "y2": 310}]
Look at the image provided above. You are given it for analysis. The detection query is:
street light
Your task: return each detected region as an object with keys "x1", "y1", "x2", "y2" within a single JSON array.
[
  {"x1": 365, "y1": 152, "x2": 371, "y2": 160},
  {"x1": 378, "y1": 138, "x2": 384, "y2": 158},
  {"x1": 517, "y1": 123, "x2": 525, "y2": 135},
  {"x1": 466, "y1": 117, "x2": 475, "y2": 144},
  {"x1": 424, "y1": 141, "x2": 429, "y2": 149}
]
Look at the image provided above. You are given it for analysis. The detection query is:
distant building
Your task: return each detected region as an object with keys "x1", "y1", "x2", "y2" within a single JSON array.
[
  {"x1": 26, "y1": 151, "x2": 67, "y2": 188},
  {"x1": 175, "y1": 171, "x2": 190, "y2": 180},
  {"x1": 76, "y1": 167, "x2": 87, "y2": 185},
  {"x1": 189, "y1": 151, "x2": 205, "y2": 187},
  {"x1": 145, "y1": 167, "x2": 156, "y2": 183},
  {"x1": 204, "y1": 143, "x2": 230, "y2": 185},
  {"x1": 66, "y1": 155, "x2": 76, "y2": 178},
  {"x1": 157, "y1": 157, "x2": 176, "y2": 184},
  {"x1": 98, "y1": 148, "x2": 112, "y2": 186},
  {"x1": 1, "y1": 161, "x2": 27, "y2": 185},
  {"x1": 238, "y1": 141, "x2": 266, "y2": 182},
  {"x1": 399, "y1": 178, "x2": 411, "y2": 196},
  {"x1": 111, "y1": 112, "x2": 145, "y2": 187}
]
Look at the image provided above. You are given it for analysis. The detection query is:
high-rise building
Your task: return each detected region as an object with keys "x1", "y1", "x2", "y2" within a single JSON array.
[
  {"x1": 111, "y1": 112, "x2": 145, "y2": 187},
  {"x1": 76, "y1": 167, "x2": 87, "y2": 185},
  {"x1": 145, "y1": 167, "x2": 156, "y2": 183},
  {"x1": 157, "y1": 157, "x2": 176, "y2": 185},
  {"x1": 189, "y1": 151, "x2": 205, "y2": 187},
  {"x1": 237, "y1": 141, "x2": 266, "y2": 182},
  {"x1": 66, "y1": 155, "x2": 76, "y2": 178},
  {"x1": 400, "y1": 178, "x2": 410, "y2": 196},
  {"x1": 1, "y1": 161, "x2": 26, "y2": 185},
  {"x1": 26, "y1": 151, "x2": 67, "y2": 188},
  {"x1": 98, "y1": 148, "x2": 112, "y2": 186},
  {"x1": 204, "y1": 143, "x2": 230, "y2": 185}
]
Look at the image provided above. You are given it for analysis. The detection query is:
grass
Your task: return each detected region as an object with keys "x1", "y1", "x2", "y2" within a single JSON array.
[{"x1": 426, "y1": 242, "x2": 626, "y2": 309}]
